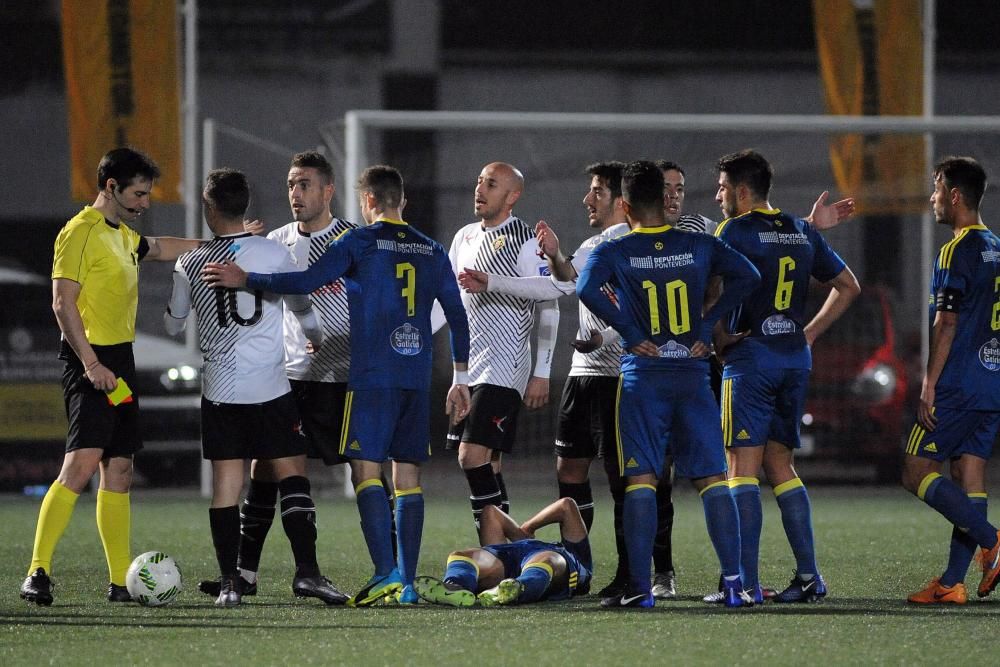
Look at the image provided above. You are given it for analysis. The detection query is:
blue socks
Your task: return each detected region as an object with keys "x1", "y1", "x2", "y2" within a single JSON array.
[
  {"x1": 700, "y1": 481, "x2": 742, "y2": 578},
  {"x1": 444, "y1": 555, "x2": 479, "y2": 591},
  {"x1": 774, "y1": 478, "x2": 818, "y2": 577},
  {"x1": 623, "y1": 484, "x2": 657, "y2": 593},
  {"x1": 356, "y1": 479, "x2": 395, "y2": 577},
  {"x1": 941, "y1": 493, "x2": 988, "y2": 587},
  {"x1": 394, "y1": 487, "x2": 424, "y2": 587},
  {"x1": 516, "y1": 563, "x2": 553, "y2": 602},
  {"x1": 731, "y1": 477, "x2": 761, "y2": 589},
  {"x1": 920, "y1": 473, "x2": 999, "y2": 549}
]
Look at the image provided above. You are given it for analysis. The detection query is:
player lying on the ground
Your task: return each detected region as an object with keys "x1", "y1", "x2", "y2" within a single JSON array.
[{"x1": 414, "y1": 498, "x2": 592, "y2": 606}]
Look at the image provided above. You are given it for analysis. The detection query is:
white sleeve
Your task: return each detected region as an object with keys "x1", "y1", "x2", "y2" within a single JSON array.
[
  {"x1": 515, "y1": 235, "x2": 549, "y2": 279},
  {"x1": 274, "y1": 249, "x2": 323, "y2": 346},
  {"x1": 487, "y1": 273, "x2": 574, "y2": 299},
  {"x1": 164, "y1": 258, "x2": 191, "y2": 336},
  {"x1": 532, "y1": 299, "x2": 559, "y2": 378},
  {"x1": 598, "y1": 325, "x2": 621, "y2": 348},
  {"x1": 431, "y1": 299, "x2": 447, "y2": 334}
]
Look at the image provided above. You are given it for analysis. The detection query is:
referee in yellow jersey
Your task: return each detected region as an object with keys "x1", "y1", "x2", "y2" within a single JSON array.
[{"x1": 19, "y1": 148, "x2": 203, "y2": 606}]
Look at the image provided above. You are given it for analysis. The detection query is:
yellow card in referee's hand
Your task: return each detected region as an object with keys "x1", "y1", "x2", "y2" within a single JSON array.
[{"x1": 106, "y1": 378, "x2": 133, "y2": 406}]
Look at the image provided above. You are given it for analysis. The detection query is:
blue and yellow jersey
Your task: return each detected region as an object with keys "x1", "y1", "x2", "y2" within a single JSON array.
[
  {"x1": 247, "y1": 218, "x2": 470, "y2": 391},
  {"x1": 929, "y1": 223, "x2": 1000, "y2": 410},
  {"x1": 714, "y1": 209, "x2": 845, "y2": 373},
  {"x1": 576, "y1": 224, "x2": 759, "y2": 373}
]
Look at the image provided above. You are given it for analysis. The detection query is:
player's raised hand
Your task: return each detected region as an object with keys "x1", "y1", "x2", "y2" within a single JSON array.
[
  {"x1": 535, "y1": 220, "x2": 561, "y2": 259},
  {"x1": 457, "y1": 268, "x2": 489, "y2": 293},
  {"x1": 629, "y1": 340, "x2": 660, "y2": 358},
  {"x1": 243, "y1": 219, "x2": 266, "y2": 235},
  {"x1": 570, "y1": 329, "x2": 604, "y2": 354},
  {"x1": 202, "y1": 260, "x2": 248, "y2": 288},
  {"x1": 808, "y1": 191, "x2": 856, "y2": 230},
  {"x1": 523, "y1": 376, "x2": 550, "y2": 410},
  {"x1": 446, "y1": 384, "x2": 471, "y2": 426}
]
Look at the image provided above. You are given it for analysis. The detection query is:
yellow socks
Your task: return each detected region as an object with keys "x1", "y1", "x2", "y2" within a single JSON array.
[
  {"x1": 96, "y1": 489, "x2": 131, "y2": 586},
  {"x1": 28, "y1": 480, "x2": 80, "y2": 575}
]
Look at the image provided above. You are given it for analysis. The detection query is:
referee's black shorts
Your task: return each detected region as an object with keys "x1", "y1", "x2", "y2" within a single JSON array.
[
  {"x1": 201, "y1": 391, "x2": 308, "y2": 461},
  {"x1": 61, "y1": 341, "x2": 141, "y2": 458}
]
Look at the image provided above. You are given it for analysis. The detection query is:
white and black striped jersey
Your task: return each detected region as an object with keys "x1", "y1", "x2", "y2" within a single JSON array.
[
  {"x1": 165, "y1": 233, "x2": 320, "y2": 404},
  {"x1": 567, "y1": 223, "x2": 629, "y2": 376},
  {"x1": 267, "y1": 217, "x2": 357, "y2": 383},
  {"x1": 447, "y1": 215, "x2": 557, "y2": 395},
  {"x1": 676, "y1": 213, "x2": 717, "y2": 235}
]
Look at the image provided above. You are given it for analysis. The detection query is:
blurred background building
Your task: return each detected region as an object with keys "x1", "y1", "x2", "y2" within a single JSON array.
[{"x1": 2, "y1": 0, "x2": 999, "y2": 489}]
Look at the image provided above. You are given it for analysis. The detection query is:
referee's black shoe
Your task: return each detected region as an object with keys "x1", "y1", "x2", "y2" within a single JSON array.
[
  {"x1": 20, "y1": 568, "x2": 54, "y2": 606},
  {"x1": 199, "y1": 575, "x2": 257, "y2": 597}
]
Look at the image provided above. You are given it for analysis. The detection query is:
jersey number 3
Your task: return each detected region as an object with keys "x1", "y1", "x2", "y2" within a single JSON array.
[
  {"x1": 643, "y1": 279, "x2": 691, "y2": 335},
  {"x1": 397, "y1": 262, "x2": 416, "y2": 316}
]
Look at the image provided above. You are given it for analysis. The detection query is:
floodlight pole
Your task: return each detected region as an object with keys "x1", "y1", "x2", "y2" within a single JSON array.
[{"x1": 920, "y1": 0, "x2": 936, "y2": 365}]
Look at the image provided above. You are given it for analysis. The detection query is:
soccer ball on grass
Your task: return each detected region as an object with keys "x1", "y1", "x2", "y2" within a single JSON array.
[{"x1": 126, "y1": 551, "x2": 183, "y2": 606}]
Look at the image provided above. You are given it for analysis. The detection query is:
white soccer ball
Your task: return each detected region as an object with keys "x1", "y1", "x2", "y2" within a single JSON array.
[{"x1": 126, "y1": 551, "x2": 183, "y2": 606}]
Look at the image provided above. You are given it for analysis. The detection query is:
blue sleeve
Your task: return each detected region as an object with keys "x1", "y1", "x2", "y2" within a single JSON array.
[
  {"x1": 808, "y1": 225, "x2": 847, "y2": 283},
  {"x1": 702, "y1": 237, "x2": 761, "y2": 339},
  {"x1": 247, "y1": 232, "x2": 356, "y2": 294},
  {"x1": 436, "y1": 251, "x2": 470, "y2": 364},
  {"x1": 576, "y1": 245, "x2": 647, "y2": 348},
  {"x1": 942, "y1": 242, "x2": 972, "y2": 297}
]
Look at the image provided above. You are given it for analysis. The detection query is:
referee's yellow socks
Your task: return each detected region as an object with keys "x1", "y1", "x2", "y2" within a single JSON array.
[
  {"x1": 97, "y1": 489, "x2": 131, "y2": 586},
  {"x1": 28, "y1": 480, "x2": 79, "y2": 575}
]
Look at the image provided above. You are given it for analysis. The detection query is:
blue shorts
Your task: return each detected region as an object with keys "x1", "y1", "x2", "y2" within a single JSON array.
[
  {"x1": 483, "y1": 538, "x2": 592, "y2": 599},
  {"x1": 904, "y1": 407, "x2": 1000, "y2": 461},
  {"x1": 339, "y1": 388, "x2": 430, "y2": 464},
  {"x1": 721, "y1": 368, "x2": 809, "y2": 449},
  {"x1": 615, "y1": 369, "x2": 727, "y2": 480}
]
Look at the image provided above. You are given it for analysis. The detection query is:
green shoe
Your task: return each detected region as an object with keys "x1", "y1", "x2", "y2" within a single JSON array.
[
  {"x1": 348, "y1": 569, "x2": 403, "y2": 607},
  {"x1": 413, "y1": 576, "x2": 475, "y2": 608},
  {"x1": 477, "y1": 578, "x2": 523, "y2": 606}
]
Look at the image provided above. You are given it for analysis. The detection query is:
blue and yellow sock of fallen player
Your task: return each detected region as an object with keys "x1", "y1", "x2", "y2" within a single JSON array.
[
  {"x1": 356, "y1": 478, "x2": 395, "y2": 576},
  {"x1": 731, "y1": 477, "x2": 761, "y2": 589},
  {"x1": 920, "y1": 473, "x2": 999, "y2": 550},
  {"x1": 700, "y1": 480, "x2": 742, "y2": 578},
  {"x1": 394, "y1": 487, "x2": 424, "y2": 587},
  {"x1": 443, "y1": 554, "x2": 479, "y2": 591},
  {"x1": 516, "y1": 562, "x2": 553, "y2": 603},
  {"x1": 774, "y1": 477, "x2": 818, "y2": 578},
  {"x1": 623, "y1": 483, "x2": 657, "y2": 594},
  {"x1": 941, "y1": 493, "x2": 989, "y2": 587}
]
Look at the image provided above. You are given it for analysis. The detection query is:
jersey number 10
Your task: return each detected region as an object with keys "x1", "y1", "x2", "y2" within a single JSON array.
[
  {"x1": 643, "y1": 279, "x2": 691, "y2": 335},
  {"x1": 214, "y1": 288, "x2": 263, "y2": 327}
]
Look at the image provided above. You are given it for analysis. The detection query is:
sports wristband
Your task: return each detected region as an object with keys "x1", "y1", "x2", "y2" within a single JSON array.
[{"x1": 453, "y1": 370, "x2": 470, "y2": 385}]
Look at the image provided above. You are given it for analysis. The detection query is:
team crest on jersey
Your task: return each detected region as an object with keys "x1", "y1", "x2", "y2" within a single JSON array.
[
  {"x1": 979, "y1": 338, "x2": 1000, "y2": 371},
  {"x1": 492, "y1": 235, "x2": 507, "y2": 252},
  {"x1": 656, "y1": 340, "x2": 691, "y2": 358},
  {"x1": 390, "y1": 322, "x2": 423, "y2": 356},
  {"x1": 654, "y1": 241, "x2": 664, "y2": 250},
  {"x1": 762, "y1": 314, "x2": 796, "y2": 336},
  {"x1": 538, "y1": 265, "x2": 551, "y2": 276},
  {"x1": 397, "y1": 232, "x2": 406, "y2": 239}
]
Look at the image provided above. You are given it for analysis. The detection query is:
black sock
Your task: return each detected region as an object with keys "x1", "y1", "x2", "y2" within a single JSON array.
[
  {"x1": 464, "y1": 463, "x2": 502, "y2": 530},
  {"x1": 209, "y1": 505, "x2": 241, "y2": 576},
  {"x1": 608, "y1": 475, "x2": 629, "y2": 580},
  {"x1": 278, "y1": 476, "x2": 320, "y2": 578},
  {"x1": 381, "y1": 472, "x2": 398, "y2": 564},
  {"x1": 653, "y1": 474, "x2": 674, "y2": 573},
  {"x1": 238, "y1": 479, "x2": 278, "y2": 573},
  {"x1": 495, "y1": 472, "x2": 510, "y2": 515},
  {"x1": 558, "y1": 480, "x2": 594, "y2": 531}
]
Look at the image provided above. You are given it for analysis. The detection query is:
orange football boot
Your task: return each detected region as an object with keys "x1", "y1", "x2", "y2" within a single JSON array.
[
  {"x1": 976, "y1": 530, "x2": 1000, "y2": 598},
  {"x1": 907, "y1": 578, "x2": 967, "y2": 604}
]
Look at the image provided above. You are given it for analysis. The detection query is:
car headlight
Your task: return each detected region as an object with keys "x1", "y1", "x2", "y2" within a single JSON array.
[
  {"x1": 160, "y1": 364, "x2": 200, "y2": 392},
  {"x1": 851, "y1": 363, "x2": 896, "y2": 403}
]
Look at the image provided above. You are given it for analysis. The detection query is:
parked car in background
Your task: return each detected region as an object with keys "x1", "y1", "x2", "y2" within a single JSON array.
[
  {"x1": 0, "y1": 259, "x2": 201, "y2": 490},
  {"x1": 798, "y1": 284, "x2": 910, "y2": 482}
]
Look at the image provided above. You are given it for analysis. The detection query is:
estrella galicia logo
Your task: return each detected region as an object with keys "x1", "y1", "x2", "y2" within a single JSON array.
[
  {"x1": 762, "y1": 314, "x2": 796, "y2": 336},
  {"x1": 979, "y1": 337, "x2": 1000, "y2": 371},
  {"x1": 390, "y1": 323, "x2": 423, "y2": 356},
  {"x1": 538, "y1": 265, "x2": 551, "y2": 276},
  {"x1": 656, "y1": 340, "x2": 691, "y2": 358}
]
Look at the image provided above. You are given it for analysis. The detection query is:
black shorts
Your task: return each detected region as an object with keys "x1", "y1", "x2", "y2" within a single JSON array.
[
  {"x1": 446, "y1": 384, "x2": 522, "y2": 454},
  {"x1": 201, "y1": 392, "x2": 308, "y2": 461},
  {"x1": 554, "y1": 375, "x2": 618, "y2": 459},
  {"x1": 61, "y1": 342, "x2": 142, "y2": 458},
  {"x1": 290, "y1": 379, "x2": 348, "y2": 465}
]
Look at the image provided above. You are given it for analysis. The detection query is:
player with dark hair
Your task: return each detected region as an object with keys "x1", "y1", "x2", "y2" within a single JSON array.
[
  {"x1": 164, "y1": 168, "x2": 346, "y2": 607},
  {"x1": 713, "y1": 149, "x2": 860, "y2": 604},
  {"x1": 19, "y1": 147, "x2": 204, "y2": 606},
  {"x1": 903, "y1": 156, "x2": 1000, "y2": 604},
  {"x1": 441, "y1": 162, "x2": 559, "y2": 537},
  {"x1": 577, "y1": 160, "x2": 761, "y2": 608},
  {"x1": 203, "y1": 164, "x2": 471, "y2": 606},
  {"x1": 414, "y1": 497, "x2": 592, "y2": 607}
]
